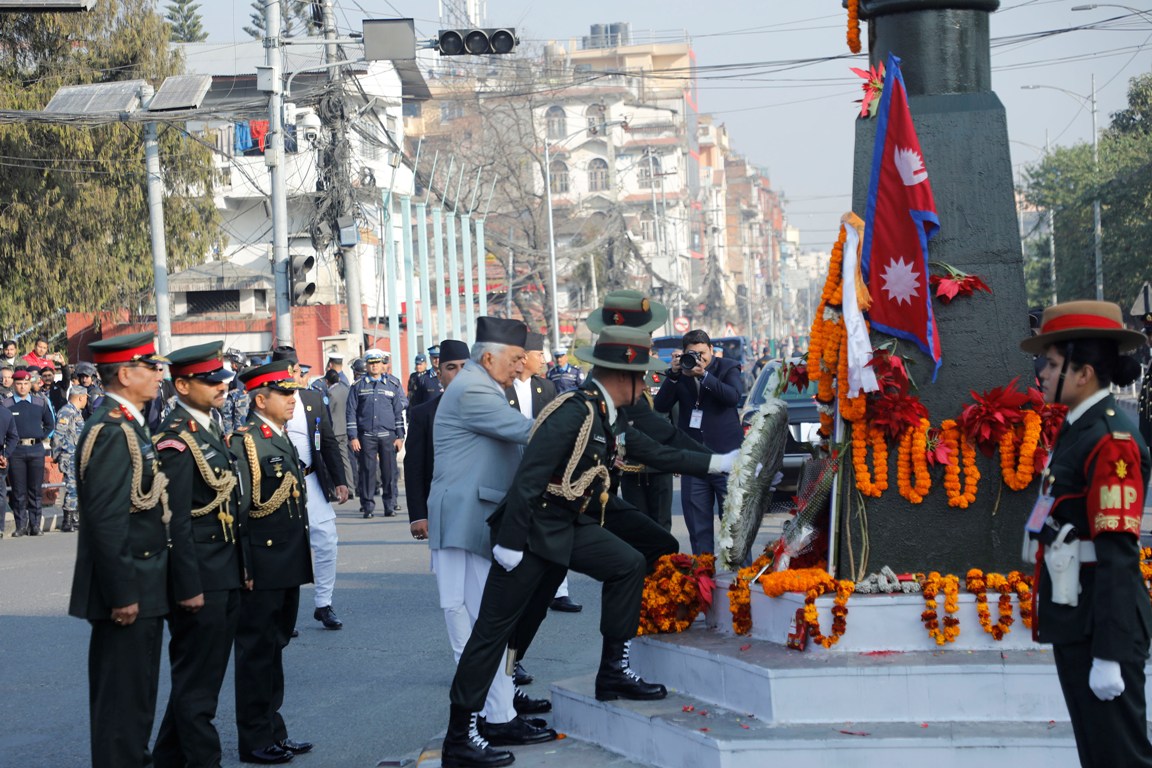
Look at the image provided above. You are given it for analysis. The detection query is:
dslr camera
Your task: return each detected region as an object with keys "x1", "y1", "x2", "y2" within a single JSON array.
[{"x1": 679, "y1": 350, "x2": 702, "y2": 372}]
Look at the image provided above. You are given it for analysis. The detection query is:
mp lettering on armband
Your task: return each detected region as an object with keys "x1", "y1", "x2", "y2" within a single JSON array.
[{"x1": 1088, "y1": 436, "x2": 1145, "y2": 538}]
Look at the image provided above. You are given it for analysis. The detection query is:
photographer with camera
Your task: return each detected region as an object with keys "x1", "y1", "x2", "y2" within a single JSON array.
[{"x1": 653, "y1": 329, "x2": 744, "y2": 554}]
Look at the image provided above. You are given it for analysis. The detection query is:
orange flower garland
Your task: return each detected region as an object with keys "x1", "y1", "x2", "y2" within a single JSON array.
[
  {"x1": 728, "y1": 549, "x2": 773, "y2": 635},
  {"x1": 896, "y1": 417, "x2": 932, "y2": 503},
  {"x1": 810, "y1": 228, "x2": 846, "y2": 439},
  {"x1": 940, "y1": 419, "x2": 979, "y2": 508},
  {"x1": 966, "y1": 569, "x2": 1014, "y2": 640},
  {"x1": 1000, "y1": 410, "x2": 1042, "y2": 491},
  {"x1": 1142, "y1": 547, "x2": 1152, "y2": 602},
  {"x1": 846, "y1": 0, "x2": 862, "y2": 53},
  {"x1": 804, "y1": 578, "x2": 855, "y2": 649},
  {"x1": 851, "y1": 421, "x2": 889, "y2": 497},
  {"x1": 1009, "y1": 571, "x2": 1034, "y2": 629},
  {"x1": 639, "y1": 553, "x2": 715, "y2": 635},
  {"x1": 921, "y1": 571, "x2": 961, "y2": 645}
]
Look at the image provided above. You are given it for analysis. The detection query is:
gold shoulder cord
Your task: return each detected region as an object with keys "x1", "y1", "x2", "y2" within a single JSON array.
[
  {"x1": 178, "y1": 430, "x2": 238, "y2": 541},
  {"x1": 243, "y1": 432, "x2": 300, "y2": 519},
  {"x1": 528, "y1": 392, "x2": 611, "y2": 524},
  {"x1": 79, "y1": 422, "x2": 171, "y2": 525}
]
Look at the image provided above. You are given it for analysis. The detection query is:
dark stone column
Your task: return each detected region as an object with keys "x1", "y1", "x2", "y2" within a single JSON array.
[{"x1": 840, "y1": 0, "x2": 1034, "y2": 576}]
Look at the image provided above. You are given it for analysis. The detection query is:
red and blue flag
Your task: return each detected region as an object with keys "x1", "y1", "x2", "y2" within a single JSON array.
[{"x1": 861, "y1": 53, "x2": 942, "y2": 379}]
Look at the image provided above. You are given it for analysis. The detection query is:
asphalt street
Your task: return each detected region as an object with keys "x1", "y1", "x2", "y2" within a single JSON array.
[{"x1": 0, "y1": 485, "x2": 696, "y2": 768}]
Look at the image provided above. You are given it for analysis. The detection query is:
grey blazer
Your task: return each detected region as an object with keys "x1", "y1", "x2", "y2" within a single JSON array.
[{"x1": 428, "y1": 361, "x2": 533, "y2": 557}]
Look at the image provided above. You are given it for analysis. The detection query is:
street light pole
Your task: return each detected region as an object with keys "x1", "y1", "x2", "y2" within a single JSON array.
[
  {"x1": 543, "y1": 139, "x2": 561, "y2": 350},
  {"x1": 1090, "y1": 73, "x2": 1103, "y2": 300},
  {"x1": 1021, "y1": 79, "x2": 1104, "y2": 300}
]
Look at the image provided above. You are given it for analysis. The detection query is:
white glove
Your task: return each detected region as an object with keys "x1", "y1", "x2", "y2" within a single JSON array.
[
  {"x1": 1089, "y1": 658, "x2": 1125, "y2": 701},
  {"x1": 708, "y1": 449, "x2": 739, "y2": 474},
  {"x1": 492, "y1": 545, "x2": 523, "y2": 572}
]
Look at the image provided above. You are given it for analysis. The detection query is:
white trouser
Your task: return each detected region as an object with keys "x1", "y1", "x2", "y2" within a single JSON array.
[
  {"x1": 305, "y1": 474, "x2": 339, "y2": 608},
  {"x1": 432, "y1": 547, "x2": 516, "y2": 724}
]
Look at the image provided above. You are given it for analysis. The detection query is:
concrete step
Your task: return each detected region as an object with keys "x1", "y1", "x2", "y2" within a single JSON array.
[
  {"x1": 549, "y1": 673, "x2": 1082, "y2": 768},
  {"x1": 627, "y1": 629, "x2": 1072, "y2": 724}
]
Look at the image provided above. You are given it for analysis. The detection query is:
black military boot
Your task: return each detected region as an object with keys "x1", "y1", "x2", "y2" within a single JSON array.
[
  {"x1": 60, "y1": 512, "x2": 75, "y2": 533},
  {"x1": 595, "y1": 639, "x2": 667, "y2": 701},
  {"x1": 442, "y1": 705, "x2": 514, "y2": 768}
]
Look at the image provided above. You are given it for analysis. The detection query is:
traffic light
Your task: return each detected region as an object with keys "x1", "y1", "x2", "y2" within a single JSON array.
[
  {"x1": 290, "y1": 253, "x2": 316, "y2": 305},
  {"x1": 436, "y1": 28, "x2": 518, "y2": 56}
]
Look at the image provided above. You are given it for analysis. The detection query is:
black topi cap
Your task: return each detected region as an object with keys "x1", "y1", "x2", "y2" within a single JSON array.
[
  {"x1": 439, "y1": 339, "x2": 470, "y2": 362},
  {"x1": 475, "y1": 316, "x2": 527, "y2": 347}
]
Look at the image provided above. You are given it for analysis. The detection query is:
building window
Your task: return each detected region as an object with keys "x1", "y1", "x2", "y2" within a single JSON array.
[
  {"x1": 550, "y1": 160, "x2": 569, "y2": 194},
  {"x1": 638, "y1": 154, "x2": 661, "y2": 189},
  {"x1": 587, "y1": 158, "x2": 609, "y2": 192},
  {"x1": 546, "y1": 105, "x2": 567, "y2": 140},
  {"x1": 187, "y1": 290, "x2": 240, "y2": 315},
  {"x1": 585, "y1": 103, "x2": 606, "y2": 132},
  {"x1": 440, "y1": 100, "x2": 464, "y2": 122},
  {"x1": 640, "y1": 211, "x2": 656, "y2": 241}
]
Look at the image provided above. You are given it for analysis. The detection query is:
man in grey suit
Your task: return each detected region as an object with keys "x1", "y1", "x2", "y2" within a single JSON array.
[{"x1": 427, "y1": 317, "x2": 556, "y2": 749}]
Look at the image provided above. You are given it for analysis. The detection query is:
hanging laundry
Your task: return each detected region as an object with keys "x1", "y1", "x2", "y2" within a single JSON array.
[
  {"x1": 249, "y1": 120, "x2": 270, "y2": 152},
  {"x1": 234, "y1": 122, "x2": 254, "y2": 153}
]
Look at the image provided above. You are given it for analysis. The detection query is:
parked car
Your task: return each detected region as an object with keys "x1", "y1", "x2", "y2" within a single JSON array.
[{"x1": 740, "y1": 360, "x2": 819, "y2": 499}]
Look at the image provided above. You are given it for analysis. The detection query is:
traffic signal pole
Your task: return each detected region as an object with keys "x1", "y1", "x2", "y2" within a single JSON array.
[{"x1": 266, "y1": 0, "x2": 293, "y2": 345}]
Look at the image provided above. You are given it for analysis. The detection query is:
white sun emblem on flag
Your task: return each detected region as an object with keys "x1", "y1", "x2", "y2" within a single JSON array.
[{"x1": 880, "y1": 257, "x2": 920, "y2": 305}]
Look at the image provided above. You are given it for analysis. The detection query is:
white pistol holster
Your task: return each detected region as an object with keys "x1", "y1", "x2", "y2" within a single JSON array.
[{"x1": 1045, "y1": 523, "x2": 1082, "y2": 607}]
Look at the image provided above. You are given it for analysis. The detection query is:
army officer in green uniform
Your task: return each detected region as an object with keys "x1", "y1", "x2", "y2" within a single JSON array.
[
  {"x1": 152, "y1": 342, "x2": 247, "y2": 768},
  {"x1": 68, "y1": 331, "x2": 170, "y2": 768},
  {"x1": 442, "y1": 327, "x2": 685, "y2": 768},
  {"x1": 230, "y1": 360, "x2": 314, "y2": 765}
]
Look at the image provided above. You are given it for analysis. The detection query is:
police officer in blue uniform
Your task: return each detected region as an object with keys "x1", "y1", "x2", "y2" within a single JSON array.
[
  {"x1": 346, "y1": 348, "x2": 407, "y2": 518},
  {"x1": 409, "y1": 346, "x2": 445, "y2": 408},
  {"x1": 4, "y1": 368, "x2": 55, "y2": 536},
  {"x1": 545, "y1": 347, "x2": 584, "y2": 394}
]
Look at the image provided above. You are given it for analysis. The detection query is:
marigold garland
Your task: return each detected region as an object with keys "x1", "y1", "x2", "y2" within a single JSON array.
[
  {"x1": 966, "y1": 569, "x2": 1015, "y2": 640},
  {"x1": 804, "y1": 578, "x2": 855, "y2": 648},
  {"x1": 728, "y1": 549, "x2": 773, "y2": 635},
  {"x1": 896, "y1": 418, "x2": 932, "y2": 503},
  {"x1": 1142, "y1": 547, "x2": 1152, "y2": 602},
  {"x1": 851, "y1": 421, "x2": 889, "y2": 497},
  {"x1": 846, "y1": 0, "x2": 862, "y2": 53},
  {"x1": 940, "y1": 419, "x2": 979, "y2": 508},
  {"x1": 1000, "y1": 410, "x2": 1042, "y2": 491},
  {"x1": 1009, "y1": 571, "x2": 1034, "y2": 629},
  {"x1": 638, "y1": 553, "x2": 715, "y2": 635},
  {"x1": 920, "y1": 571, "x2": 961, "y2": 645}
]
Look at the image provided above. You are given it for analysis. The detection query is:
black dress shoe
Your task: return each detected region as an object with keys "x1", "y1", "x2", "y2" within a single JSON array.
[
  {"x1": 239, "y1": 744, "x2": 294, "y2": 764},
  {"x1": 550, "y1": 595, "x2": 582, "y2": 613},
  {"x1": 313, "y1": 605, "x2": 343, "y2": 630},
  {"x1": 28, "y1": 527, "x2": 41, "y2": 537},
  {"x1": 481, "y1": 715, "x2": 557, "y2": 746},
  {"x1": 513, "y1": 660, "x2": 533, "y2": 686},
  {"x1": 10, "y1": 529, "x2": 25, "y2": 538},
  {"x1": 362, "y1": 511, "x2": 374, "y2": 519},
  {"x1": 276, "y1": 738, "x2": 313, "y2": 754},
  {"x1": 383, "y1": 509, "x2": 396, "y2": 517},
  {"x1": 514, "y1": 686, "x2": 551, "y2": 715},
  {"x1": 290, "y1": 628, "x2": 299, "y2": 638}
]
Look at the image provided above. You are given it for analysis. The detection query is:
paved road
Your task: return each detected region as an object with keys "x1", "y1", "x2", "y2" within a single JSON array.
[{"x1": 0, "y1": 486, "x2": 694, "y2": 768}]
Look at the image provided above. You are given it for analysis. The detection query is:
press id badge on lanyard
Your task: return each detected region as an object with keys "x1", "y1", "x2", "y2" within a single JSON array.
[
  {"x1": 689, "y1": 409, "x2": 704, "y2": 429},
  {"x1": 1025, "y1": 463, "x2": 1056, "y2": 534}
]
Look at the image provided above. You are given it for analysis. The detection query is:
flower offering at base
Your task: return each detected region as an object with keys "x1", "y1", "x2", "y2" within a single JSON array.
[{"x1": 638, "y1": 553, "x2": 716, "y2": 635}]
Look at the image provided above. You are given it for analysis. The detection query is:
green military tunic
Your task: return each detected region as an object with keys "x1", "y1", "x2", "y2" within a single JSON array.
[
  {"x1": 152, "y1": 404, "x2": 246, "y2": 768},
  {"x1": 229, "y1": 413, "x2": 312, "y2": 754},
  {"x1": 68, "y1": 398, "x2": 170, "y2": 768}
]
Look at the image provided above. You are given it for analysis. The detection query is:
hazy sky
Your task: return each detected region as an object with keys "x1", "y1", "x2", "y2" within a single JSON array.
[{"x1": 189, "y1": 1, "x2": 1152, "y2": 251}]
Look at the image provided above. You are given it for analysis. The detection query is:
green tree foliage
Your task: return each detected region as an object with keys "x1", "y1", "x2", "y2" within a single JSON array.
[
  {"x1": 0, "y1": 0, "x2": 219, "y2": 333},
  {"x1": 242, "y1": 0, "x2": 316, "y2": 40},
  {"x1": 165, "y1": 0, "x2": 208, "y2": 43},
  {"x1": 1022, "y1": 73, "x2": 1152, "y2": 311}
]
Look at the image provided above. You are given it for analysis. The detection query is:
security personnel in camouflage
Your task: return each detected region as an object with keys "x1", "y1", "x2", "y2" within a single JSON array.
[
  {"x1": 51, "y1": 385, "x2": 88, "y2": 532},
  {"x1": 230, "y1": 360, "x2": 314, "y2": 765},
  {"x1": 221, "y1": 382, "x2": 250, "y2": 438},
  {"x1": 68, "y1": 331, "x2": 171, "y2": 768},
  {"x1": 151, "y1": 342, "x2": 247, "y2": 768}
]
